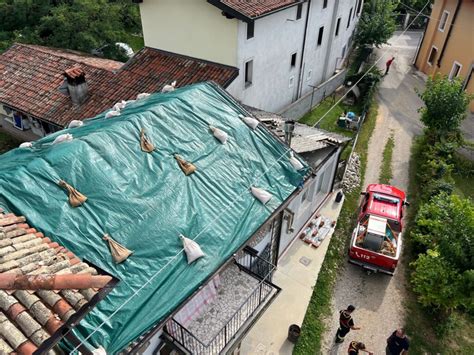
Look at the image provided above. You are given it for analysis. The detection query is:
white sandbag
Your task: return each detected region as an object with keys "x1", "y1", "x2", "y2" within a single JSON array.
[
  {"x1": 105, "y1": 110, "x2": 121, "y2": 119},
  {"x1": 136, "y1": 93, "x2": 150, "y2": 100},
  {"x1": 68, "y1": 120, "x2": 84, "y2": 128},
  {"x1": 210, "y1": 125, "x2": 228, "y2": 144},
  {"x1": 162, "y1": 80, "x2": 177, "y2": 93},
  {"x1": 52, "y1": 133, "x2": 73, "y2": 145},
  {"x1": 126, "y1": 99, "x2": 136, "y2": 105},
  {"x1": 251, "y1": 186, "x2": 272, "y2": 205},
  {"x1": 180, "y1": 234, "x2": 205, "y2": 264},
  {"x1": 92, "y1": 346, "x2": 107, "y2": 355},
  {"x1": 239, "y1": 114, "x2": 259, "y2": 130},
  {"x1": 19, "y1": 142, "x2": 33, "y2": 148},
  {"x1": 113, "y1": 100, "x2": 127, "y2": 111},
  {"x1": 289, "y1": 152, "x2": 304, "y2": 170}
]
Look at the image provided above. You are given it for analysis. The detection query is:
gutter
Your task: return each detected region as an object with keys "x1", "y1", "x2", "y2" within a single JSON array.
[
  {"x1": 437, "y1": 0, "x2": 462, "y2": 67},
  {"x1": 296, "y1": 0, "x2": 312, "y2": 99},
  {"x1": 207, "y1": 0, "x2": 306, "y2": 22}
]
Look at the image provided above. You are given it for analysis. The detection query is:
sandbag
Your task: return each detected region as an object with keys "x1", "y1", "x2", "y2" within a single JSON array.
[
  {"x1": 180, "y1": 234, "x2": 205, "y2": 264},
  {"x1": 53, "y1": 133, "x2": 73, "y2": 145},
  {"x1": 105, "y1": 110, "x2": 121, "y2": 119},
  {"x1": 68, "y1": 120, "x2": 84, "y2": 128},
  {"x1": 136, "y1": 93, "x2": 150, "y2": 100},
  {"x1": 162, "y1": 81, "x2": 177, "y2": 93},
  {"x1": 140, "y1": 129, "x2": 155, "y2": 153},
  {"x1": 58, "y1": 180, "x2": 87, "y2": 207},
  {"x1": 239, "y1": 114, "x2": 259, "y2": 130},
  {"x1": 103, "y1": 234, "x2": 133, "y2": 263},
  {"x1": 19, "y1": 142, "x2": 32, "y2": 148},
  {"x1": 251, "y1": 186, "x2": 272, "y2": 204},
  {"x1": 174, "y1": 155, "x2": 196, "y2": 176},
  {"x1": 289, "y1": 152, "x2": 304, "y2": 170},
  {"x1": 210, "y1": 125, "x2": 228, "y2": 144},
  {"x1": 113, "y1": 100, "x2": 127, "y2": 111}
]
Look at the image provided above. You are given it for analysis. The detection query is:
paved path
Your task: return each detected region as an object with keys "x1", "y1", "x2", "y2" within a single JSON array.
[{"x1": 321, "y1": 31, "x2": 425, "y2": 354}]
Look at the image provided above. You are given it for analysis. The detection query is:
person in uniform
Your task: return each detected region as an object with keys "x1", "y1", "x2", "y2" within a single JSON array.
[
  {"x1": 386, "y1": 328, "x2": 409, "y2": 354},
  {"x1": 335, "y1": 305, "x2": 360, "y2": 343},
  {"x1": 348, "y1": 341, "x2": 374, "y2": 355}
]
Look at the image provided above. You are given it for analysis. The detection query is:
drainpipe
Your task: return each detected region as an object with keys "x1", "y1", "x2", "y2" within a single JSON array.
[
  {"x1": 437, "y1": 0, "x2": 461, "y2": 68},
  {"x1": 296, "y1": 0, "x2": 311, "y2": 99},
  {"x1": 322, "y1": 0, "x2": 341, "y2": 81}
]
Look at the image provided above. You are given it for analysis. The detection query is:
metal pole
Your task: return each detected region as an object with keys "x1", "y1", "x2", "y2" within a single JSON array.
[{"x1": 309, "y1": 84, "x2": 317, "y2": 113}]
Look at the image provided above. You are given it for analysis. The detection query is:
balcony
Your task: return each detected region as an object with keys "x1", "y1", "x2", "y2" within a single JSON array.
[{"x1": 164, "y1": 248, "x2": 280, "y2": 354}]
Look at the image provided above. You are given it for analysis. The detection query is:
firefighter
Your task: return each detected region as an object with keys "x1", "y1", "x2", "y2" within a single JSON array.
[
  {"x1": 348, "y1": 341, "x2": 374, "y2": 355},
  {"x1": 335, "y1": 305, "x2": 360, "y2": 343}
]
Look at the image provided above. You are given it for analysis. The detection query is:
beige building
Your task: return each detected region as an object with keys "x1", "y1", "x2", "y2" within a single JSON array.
[{"x1": 415, "y1": 0, "x2": 474, "y2": 111}]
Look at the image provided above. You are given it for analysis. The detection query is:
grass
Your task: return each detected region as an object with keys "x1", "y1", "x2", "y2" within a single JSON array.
[
  {"x1": 379, "y1": 133, "x2": 395, "y2": 184},
  {"x1": 299, "y1": 96, "x2": 362, "y2": 138},
  {"x1": 0, "y1": 131, "x2": 20, "y2": 154},
  {"x1": 403, "y1": 138, "x2": 474, "y2": 354},
  {"x1": 293, "y1": 102, "x2": 378, "y2": 355}
]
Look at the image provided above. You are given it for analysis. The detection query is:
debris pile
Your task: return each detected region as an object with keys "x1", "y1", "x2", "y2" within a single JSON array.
[{"x1": 342, "y1": 153, "x2": 361, "y2": 193}]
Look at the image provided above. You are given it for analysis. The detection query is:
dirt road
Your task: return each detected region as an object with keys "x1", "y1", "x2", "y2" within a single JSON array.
[{"x1": 321, "y1": 31, "x2": 426, "y2": 354}]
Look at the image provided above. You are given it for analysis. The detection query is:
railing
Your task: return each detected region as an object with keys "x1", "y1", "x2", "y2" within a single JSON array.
[{"x1": 164, "y1": 248, "x2": 280, "y2": 354}]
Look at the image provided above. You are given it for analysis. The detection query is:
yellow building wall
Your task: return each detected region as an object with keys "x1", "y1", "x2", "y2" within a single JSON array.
[
  {"x1": 416, "y1": 0, "x2": 474, "y2": 111},
  {"x1": 138, "y1": 0, "x2": 238, "y2": 66}
]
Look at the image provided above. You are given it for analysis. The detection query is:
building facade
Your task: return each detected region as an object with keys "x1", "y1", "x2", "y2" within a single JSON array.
[
  {"x1": 137, "y1": 0, "x2": 362, "y2": 113},
  {"x1": 414, "y1": 0, "x2": 474, "y2": 111}
]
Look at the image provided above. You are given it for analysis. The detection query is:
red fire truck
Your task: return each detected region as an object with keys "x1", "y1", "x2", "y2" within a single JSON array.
[{"x1": 348, "y1": 184, "x2": 408, "y2": 275}]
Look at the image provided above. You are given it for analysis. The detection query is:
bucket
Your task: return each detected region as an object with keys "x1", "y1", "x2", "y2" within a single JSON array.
[
  {"x1": 335, "y1": 191, "x2": 344, "y2": 203},
  {"x1": 288, "y1": 324, "x2": 301, "y2": 343}
]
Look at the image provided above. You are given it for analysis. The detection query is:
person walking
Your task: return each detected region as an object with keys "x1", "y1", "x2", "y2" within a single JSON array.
[
  {"x1": 335, "y1": 305, "x2": 360, "y2": 343},
  {"x1": 385, "y1": 57, "x2": 395, "y2": 75},
  {"x1": 386, "y1": 328, "x2": 409, "y2": 354},
  {"x1": 348, "y1": 341, "x2": 374, "y2": 355}
]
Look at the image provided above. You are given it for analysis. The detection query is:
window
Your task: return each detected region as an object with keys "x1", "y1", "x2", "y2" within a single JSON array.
[
  {"x1": 335, "y1": 17, "x2": 341, "y2": 36},
  {"x1": 317, "y1": 26, "x2": 324, "y2": 46},
  {"x1": 290, "y1": 53, "x2": 297, "y2": 68},
  {"x1": 296, "y1": 3, "x2": 303, "y2": 20},
  {"x1": 347, "y1": 8, "x2": 353, "y2": 28},
  {"x1": 323, "y1": 0, "x2": 328, "y2": 9},
  {"x1": 244, "y1": 60, "x2": 253, "y2": 87},
  {"x1": 357, "y1": 0, "x2": 362, "y2": 15},
  {"x1": 427, "y1": 46, "x2": 438, "y2": 65},
  {"x1": 449, "y1": 61, "x2": 462, "y2": 79},
  {"x1": 438, "y1": 10, "x2": 449, "y2": 32},
  {"x1": 247, "y1": 21, "x2": 254, "y2": 39}
]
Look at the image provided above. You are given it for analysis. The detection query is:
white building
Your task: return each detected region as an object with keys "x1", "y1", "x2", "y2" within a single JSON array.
[{"x1": 136, "y1": 0, "x2": 363, "y2": 113}]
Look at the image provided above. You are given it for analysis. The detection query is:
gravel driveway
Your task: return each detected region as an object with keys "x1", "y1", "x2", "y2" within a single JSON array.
[{"x1": 321, "y1": 31, "x2": 426, "y2": 354}]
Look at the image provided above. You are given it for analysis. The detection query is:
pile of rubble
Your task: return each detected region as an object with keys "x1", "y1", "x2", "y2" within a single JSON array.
[{"x1": 342, "y1": 153, "x2": 361, "y2": 193}]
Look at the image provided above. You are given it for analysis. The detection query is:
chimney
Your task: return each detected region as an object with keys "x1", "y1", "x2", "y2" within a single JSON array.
[
  {"x1": 284, "y1": 120, "x2": 295, "y2": 147},
  {"x1": 63, "y1": 66, "x2": 88, "y2": 105}
]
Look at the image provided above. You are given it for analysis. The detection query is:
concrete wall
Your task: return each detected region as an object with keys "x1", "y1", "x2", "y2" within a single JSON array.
[
  {"x1": 278, "y1": 147, "x2": 339, "y2": 256},
  {"x1": 278, "y1": 69, "x2": 347, "y2": 120},
  {"x1": 138, "y1": 0, "x2": 238, "y2": 66},
  {"x1": 415, "y1": 0, "x2": 474, "y2": 111},
  {"x1": 226, "y1": 4, "x2": 308, "y2": 112}
]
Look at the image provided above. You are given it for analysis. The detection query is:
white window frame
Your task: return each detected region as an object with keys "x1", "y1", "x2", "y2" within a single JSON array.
[
  {"x1": 289, "y1": 76, "x2": 295, "y2": 88},
  {"x1": 438, "y1": 10, "x2": 449, "y2": 32},
  {"x1": 427, "y1": 45, "x2": 438, "y2": 66},
  {"x1": 449, "y1": 61, "x2": 462, "y2": 80}
]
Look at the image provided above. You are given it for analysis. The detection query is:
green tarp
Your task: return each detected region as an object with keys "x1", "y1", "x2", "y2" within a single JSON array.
[{"x1": 0, "y1": 82, "x2": 308, "y2": 353}]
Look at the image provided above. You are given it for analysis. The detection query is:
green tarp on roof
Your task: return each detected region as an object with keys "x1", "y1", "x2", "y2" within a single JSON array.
[{"x1": 0, "y1": 82, "x2": 308, "y2": 353}]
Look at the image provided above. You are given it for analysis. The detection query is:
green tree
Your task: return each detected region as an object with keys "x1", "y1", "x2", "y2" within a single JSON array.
[
  {"x1": 354, "y1": 0, "x2": 397, "y2": 48},
  {"x1": 411, "y1": 250, "x2": 469, "y2": 312},
  {"x1": 418, "y1": 74, "x2": 472, "y2": 139}
]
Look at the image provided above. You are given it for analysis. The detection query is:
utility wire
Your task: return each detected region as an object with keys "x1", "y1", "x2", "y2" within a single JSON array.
[{"x1": 70, "y1": 2, "x2": 430, "y2": 352}]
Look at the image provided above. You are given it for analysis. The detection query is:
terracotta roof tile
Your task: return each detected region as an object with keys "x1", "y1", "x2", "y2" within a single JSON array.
[
  {"x1": 0, "y1": 210, "x2": 113, "y2": 353},
  {"x1": 220, "y1": 0, "x2": 300, "y2": 18},
  {"x1": 0, "y1": 44, "x2": 238, "y2": 127}
]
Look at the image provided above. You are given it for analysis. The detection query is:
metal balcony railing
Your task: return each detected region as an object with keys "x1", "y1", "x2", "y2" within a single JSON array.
[{"x1": 164, "y1": 248, "x2": 280, "y2": 354}]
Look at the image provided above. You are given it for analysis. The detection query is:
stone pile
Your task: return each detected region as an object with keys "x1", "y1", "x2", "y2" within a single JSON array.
[{"x1": 342, "y1": 153, "x2": 361, "y2": 193}]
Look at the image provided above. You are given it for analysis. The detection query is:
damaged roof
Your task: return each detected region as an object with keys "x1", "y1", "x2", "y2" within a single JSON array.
[
  {"x1": 0, "y1": 82, "x2": 307, "y2": 353},
  {"x1": 0, "y1": 44, "x2": 238, "y2": 127},
  {"x1": 247, "y1": 106, "x2": 350, "y2": 153}
]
